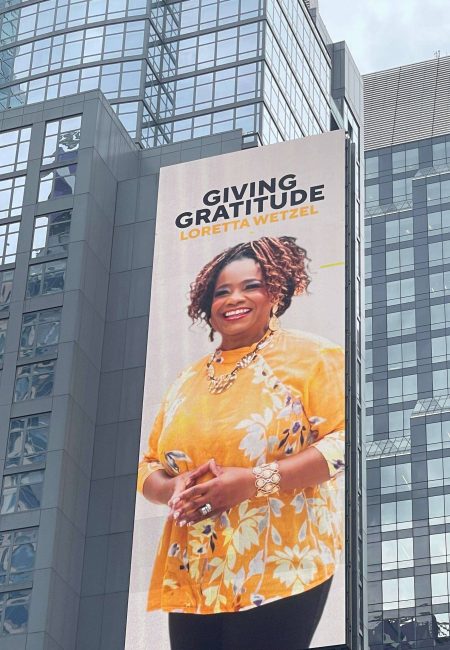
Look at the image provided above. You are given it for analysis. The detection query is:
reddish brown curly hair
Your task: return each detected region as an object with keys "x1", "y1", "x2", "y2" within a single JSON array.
[{"x1": 188, "y1": 236, "x2": 310, "y2": 326}]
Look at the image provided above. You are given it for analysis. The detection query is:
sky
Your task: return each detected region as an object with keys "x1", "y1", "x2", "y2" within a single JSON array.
[{"x1": 317, "y1": 0, "x2": 450, "y2": 75}]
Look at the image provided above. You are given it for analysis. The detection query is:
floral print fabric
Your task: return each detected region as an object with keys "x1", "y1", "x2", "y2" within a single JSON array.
[{"x1": 137, "y1": 329, "x2": 345, "y2": 614}]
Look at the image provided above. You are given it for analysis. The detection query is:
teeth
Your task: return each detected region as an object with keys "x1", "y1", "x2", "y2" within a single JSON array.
[{"x1": 224, "y1": 308, "x2": 250, "y2": 317}]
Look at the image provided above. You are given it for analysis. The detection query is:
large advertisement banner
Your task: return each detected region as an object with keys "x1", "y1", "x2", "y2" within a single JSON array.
[{"x1": 126, "y1": 131, "x2": 347, "y2": 650}]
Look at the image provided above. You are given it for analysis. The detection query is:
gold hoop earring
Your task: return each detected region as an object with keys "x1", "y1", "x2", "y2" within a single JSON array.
[
  {"x1": 208, "y1": 320, "x2": 215, "y2": 342},
  {"x1": 268, "y1": 305, "x2": 280, "y2": 332}
]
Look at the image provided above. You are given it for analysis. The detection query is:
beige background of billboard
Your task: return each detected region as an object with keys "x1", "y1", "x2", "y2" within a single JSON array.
[{"x1": 125, "y1": 131, "x2": 347, "y2": 649}]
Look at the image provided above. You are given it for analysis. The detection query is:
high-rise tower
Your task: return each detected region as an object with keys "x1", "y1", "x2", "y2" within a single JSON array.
[
  {"x1": 0, "y1": 0, "x2": 360, "y2": 147},
  {"x1": 0, "y1": 1, "x2": 363, "y2": 648},
  {"x1": 364, "y1": 55, "x2": 450, "y2": 649}
]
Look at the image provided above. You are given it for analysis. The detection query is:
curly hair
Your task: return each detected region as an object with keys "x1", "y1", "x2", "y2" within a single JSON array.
[{"x1": 188, "y1": 236, "x2": 310, "y2": 326}]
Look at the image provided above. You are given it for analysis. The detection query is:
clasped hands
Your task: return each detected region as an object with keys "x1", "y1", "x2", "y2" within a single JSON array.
[{"x1": 168, "y1": 459, "x2": 255, "y2": 527}]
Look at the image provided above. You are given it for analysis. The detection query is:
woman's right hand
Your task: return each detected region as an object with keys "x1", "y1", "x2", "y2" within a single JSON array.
[{"x1": 168, "y1": 459, "x2": 220, "y2": 518}]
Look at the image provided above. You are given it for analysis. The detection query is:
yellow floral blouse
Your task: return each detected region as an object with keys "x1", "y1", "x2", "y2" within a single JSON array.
[{"x1": 137, "y1": 329, "x2": 345, "y2": 614}]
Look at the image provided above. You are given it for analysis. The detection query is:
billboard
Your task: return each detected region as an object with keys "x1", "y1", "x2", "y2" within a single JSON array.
[{"x1": 125, "y1": 130, "x2": 347, "y2": 650}]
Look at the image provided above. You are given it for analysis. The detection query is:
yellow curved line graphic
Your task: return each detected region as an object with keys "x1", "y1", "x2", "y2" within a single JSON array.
[{"x1": 319, "y1": 261, "x2": 345, "y2": 269}]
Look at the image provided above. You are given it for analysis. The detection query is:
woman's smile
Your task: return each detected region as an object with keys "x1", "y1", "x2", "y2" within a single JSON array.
[{"x1": 222, "y1": 307, "x2": 252, "y2": 320}]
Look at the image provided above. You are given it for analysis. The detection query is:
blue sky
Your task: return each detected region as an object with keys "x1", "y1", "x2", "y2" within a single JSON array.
[{"x1": 318, "y1": 0, "x2": 450, "y2": 74}]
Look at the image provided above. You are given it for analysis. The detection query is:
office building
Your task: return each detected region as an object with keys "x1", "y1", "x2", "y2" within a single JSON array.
[
  {"x1": 364, "y1": 55, "x2": 450, "y2": 649},
  {"x1": 0, "y1": 1, "x2": 363, "y2": 648},
  {"x1": 0, "y1": 0, "x2": 361, "y2": 147}
]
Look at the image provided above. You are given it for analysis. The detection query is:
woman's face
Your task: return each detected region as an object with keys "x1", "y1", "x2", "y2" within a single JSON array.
[{"x1": 210, "y1": 257, "x2": 274, "y2": 350}]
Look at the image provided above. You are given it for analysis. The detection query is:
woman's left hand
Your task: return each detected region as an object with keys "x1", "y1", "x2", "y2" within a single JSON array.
[{"x1": 172, "y1": 462, "x2": 256, "y2": 526}]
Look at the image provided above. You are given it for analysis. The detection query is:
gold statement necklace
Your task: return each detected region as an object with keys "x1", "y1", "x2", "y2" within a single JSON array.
[{"x1": 206, "y1": 330, "x2": 273, "y2": 394}]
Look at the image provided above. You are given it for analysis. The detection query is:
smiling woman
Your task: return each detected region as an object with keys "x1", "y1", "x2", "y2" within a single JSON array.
[{"x1": 137, "y1": 236, "x2": 345, "y2": 650}]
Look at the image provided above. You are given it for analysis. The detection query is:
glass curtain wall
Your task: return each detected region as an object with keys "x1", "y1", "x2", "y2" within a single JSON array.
[
  {"x1": 366, "y1": 135, "x2": 450, "y2": 648},
  {"x1": 0, "y1": 0, "x2": 149, "y2": 140},
  {"x1": 0, "y1": 0, "x2": 333, "y2": 147},
  {"x1": 144, "y1": 0, "x2": 332, "y2": 147}
]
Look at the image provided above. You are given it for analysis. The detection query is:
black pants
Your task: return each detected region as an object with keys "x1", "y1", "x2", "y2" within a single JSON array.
[{"x1": 168, "y1": 577, "x2": 332, "y2": 650}]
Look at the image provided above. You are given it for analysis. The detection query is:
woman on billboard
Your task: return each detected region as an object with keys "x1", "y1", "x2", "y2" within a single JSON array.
[{"x1": 137, "y1": 235, "x2": 345, "y2": 650}]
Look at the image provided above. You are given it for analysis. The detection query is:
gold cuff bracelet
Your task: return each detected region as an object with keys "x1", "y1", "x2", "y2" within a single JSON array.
[{"x1": 252, "y1": 462, "x2": 281, "y2": 497}]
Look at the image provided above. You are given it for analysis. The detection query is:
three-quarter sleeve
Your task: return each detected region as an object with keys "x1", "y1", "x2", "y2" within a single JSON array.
[
  {"x1": 137, "y1": 406, "x2": 166, "y2": 494},
  {"x1": 305, "y1": 345, "x2": 345, "y2": 479}
]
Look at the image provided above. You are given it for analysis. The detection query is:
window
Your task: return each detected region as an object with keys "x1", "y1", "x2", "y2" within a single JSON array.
[
  {"x1": 431, "y1": 301, "x2": 450, "y2": 329},
  {"x1": 31, "y1": 210, "x2": 71, "y2": 258},
  {"x1": 365, "y1": 284, "x2": 372, "y2": 308},
  {"x1": 382, "y1": 576, "x2": 415, "y2": 608},
  {"x1": 431, "y1": 572, "x2": 450, "y2": 605},
  {"x1": 0, "y1": 127, "x2": 31, "y2": 175},
  {"x1": 427, "y1": 421, "x2": 450, "y2": 451},
  {"x1": 429, "y1": 271, "x2": 450, "y2": 298},
  {"x1": 19, "y1": 308, "x2": 61, "y2": 359},
  {"x1": 433, "y1": 139, "x2": 450, "y2": 166},
  {"x1": 392, "y1": 177, "x2": 413, "y2": 203},
  {"x1": 392, "y1": 148, "x2": 419, "y2": 172},
  {"x1": 386, "y1": 278, "x2": 415, "y2": 305},
  {"x1": 386, "y1": 217, "x2": 413, "y2": 244},
  {"x1": 434, "y1": 613, "x2": 450, "y2": 640},
  {"x1": 386, "y1": 309, "x2": 415, "y2": 337},
  {"x1": 381, "y1": 500, "x2": 412, "y2": 531},
  {"x1": 38, "y1": 165, "x2": 77, "y2": 201},
  {"x1": 170, "y1": 56, "x2": 261, "y2": 117},
  {"x1": 389, "y1": 408, "x2": 413, "y2": 435},
  {"x1": 379, "y1": 615, "x2": 426, "y2": 645},
  {"x1": 0, "y1": 589, "x2": 31, "y2": 635},
  {"x1": 0, "y1": 222, "x2": 19, "y2": 265},
  {"x1": 365, "y1": 347, "x2": 373, "y2": 372},
  {"x1": 428, "y1": 209, "x2": 450, "y2": 235},
  {"x1": 388, "y1": 342, "x2": 416, "y2": 370},
  {"x1": 432, "y1": 335, "x2": 450, "y2": 363},
  {"x1": 13, "y1": 360, "x2": 56, "y2": 402},
  {"x1": 42, "y1": 116, "x2": 81, "y2": 165},
  {"x1": 365, "y1": 184, "x2": 379, "y2": 207},
  {"x1": 385, "y1": 247, "x2": 414, "y2": 274},
  {"x1": 5, "y1": 414, "x2": 50, "y2": 469},
  {"x1": 112, "y1": 102, "x2": 139, "y2": 138},
  {"x1": 382, "y1": 537, "x2": 413, "y2": 570},
  {"x1": 365, "y1": 223, "x2": 372, "y2": 249},
  {"x1": 380, "y1": 463, "x2": 411, "y2": 493},
  {"x1": 433, "y1": 369, "x2": 450, "y2": 396},
  {"x1": 0, "y1": 269, "x2": 13, "y2": 311},
  {"x1": 430, "y1": 532, "x2": 450, "y2": 564},
  {"x1": 388, "y1": 374, "x2": 417, "y2": 403},
  {"x1": 0, "y1": 0, "x2": 147, "y2": 41},
  {"x1": 428, "y1": 180, "x2": 450, "y2": 206},
  {"x1": 0, "y1": 470, "x2": 44, "y2": 514},
  {"x1": 0, "y1": 319, "x2": 6, "y2": 365},
  {"x1": 427, "y1": 457, "x2": 450, "y2": 488},
  {"x1": 3, "y1": 60, "x2": 143, "y2": 110},
  {"x1": 0, "y1": 176, "x2": 26, "y2": 221},
  {"x1": 365, "y1": 155, "x2": 378, "y2": 179},
  {"x1": 26, "y1": 260, "x2": 66, "y2": 298},
  {"x1": 365, "y1": 414, "x2": 373, "y2": 439},
  {"x1": 429, "y1": 240, "x2": 450, "y2": 267},
  {"x1": 429, "y1": 494, "x2": 450, "y2": 525},
  {"x1": 0, "y1": 528, "x2": 38, "y2": 585},
  {"x1": 4, "y1": 20, "x2": 146, "y2": 80}
]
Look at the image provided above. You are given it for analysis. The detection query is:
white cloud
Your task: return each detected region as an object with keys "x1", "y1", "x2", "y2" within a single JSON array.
[{"x1": 317, "y1": 0, "x2": 450, "y2": 74}]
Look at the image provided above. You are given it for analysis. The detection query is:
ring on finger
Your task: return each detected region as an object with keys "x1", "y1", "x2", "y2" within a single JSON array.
[{"x1": 199, "y1": 502, "x2": 212, "y2": 517}]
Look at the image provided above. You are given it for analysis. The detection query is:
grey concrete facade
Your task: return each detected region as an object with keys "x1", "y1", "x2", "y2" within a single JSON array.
[{"x1": 0, "y1": 90, "x2": 243, "y2": 649}]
